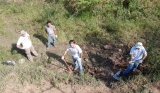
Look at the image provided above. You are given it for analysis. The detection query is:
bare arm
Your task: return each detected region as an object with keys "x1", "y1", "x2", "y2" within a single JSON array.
[
  {"x1": 16, "y1": 45, "x2": 23, "y2": 49},
  {"x1": 28, "y1": 35, "x2": 31, "y2": 41},
  {"x1": 130, "y1": 54, "x2": 134, "y2": 61},
  {"x1": 54, "y1": 30, "x2": 56, "y2": 35},
  {"x1": 45, "y1": 29, "x2": 48, "y2": 34},
  {"x1": 79, "y1": 52, "x2": 82, "y2": 59},
  {"x1": 63, "y1": 50, "x2": 68, "y2": 57},
  {"x1": 142, "y1": 54, "x2": 147, "y2": 61}
]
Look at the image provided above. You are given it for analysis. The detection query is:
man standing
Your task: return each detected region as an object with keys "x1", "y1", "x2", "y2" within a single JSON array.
[
  {"x1": 17, "y1": 30, "x2": 38, "y2": 62},
  {"x1": 45, "y1": 20, "x2": 57, "y2": 49},
  {"x1": 61, "y1": 40, "x2": 84, "y2": 75},
  {"x1": 113, "y1": 42, "x2": 147, "y2": 80}
]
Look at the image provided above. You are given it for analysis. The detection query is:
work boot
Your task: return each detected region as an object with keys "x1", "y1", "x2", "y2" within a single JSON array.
[
  {"x1": 119, "y1": 71, "x2": 124, "y2": 79},
  {"x1": 113, "y1": 71, "x2": 121, "y2": 81}
]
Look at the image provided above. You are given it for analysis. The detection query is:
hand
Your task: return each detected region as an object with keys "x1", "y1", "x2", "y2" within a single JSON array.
[
  {"x1": 129, "y1": 61, "x2": 133, "y2": 64},
  {"x1": 138, "y1": 59, "x2": 143, "y2": 63},
  {"x1": 55, "y1": 35, "x2": 57, "y2": 38},
  {"x1": 61, "y1": 56, "x2": 64, "y2": 60},
  {"x1": 77, "y1": 58, "x2": 81, "y2": 61}
]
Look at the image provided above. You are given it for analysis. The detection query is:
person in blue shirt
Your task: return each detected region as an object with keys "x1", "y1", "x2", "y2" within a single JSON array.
[{"x1": 113, "y1": 42, "x2": 147, "y2": 80}]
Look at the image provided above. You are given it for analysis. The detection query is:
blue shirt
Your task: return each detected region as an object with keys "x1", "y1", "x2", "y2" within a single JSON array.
[{"x1": 130, "y1": 46, "x2": 147, "y2": 62}]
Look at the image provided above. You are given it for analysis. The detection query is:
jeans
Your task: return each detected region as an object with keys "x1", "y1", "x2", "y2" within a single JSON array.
[
  {"x1": 47, "y1": 35, "x2": 56, "y2": 47},
  {"x1": 72, "y1": 56, "x2": 83, "y2": 74},
  {"x1": 123, "y1": 61, "x2": 140, "y2": 75}
]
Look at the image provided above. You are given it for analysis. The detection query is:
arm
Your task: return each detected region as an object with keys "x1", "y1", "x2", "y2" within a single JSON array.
[
  {"x1": 130, "y1": 54, "x2": 134, "y2": 61},
  {"x1": 16, "y1": 45, "x2": 23, "y2": 49},
  {"x1": 63, "y1": 50, "x2": 68, "y2": 57},
  {"x1": 28, "y1": 35, "x2": 31, "y2": 41},
  {"x1": 53, "y1": 26, "x2": 57, "y2": 35},
  {"x1": 17, "y1": 38, "x2": 23, "y2": 49},
  {"x1": 79, "y1": 52, "x2": 82, "y2": 59},
  {"x1": 76, "y1": 45, "x2": 82, "y2": 59},
  {"x1": 54, "y1": 30, "x2": 56, "y2": 35},
  {"x1": 45, "y1": 29, "x2": 48, "y2": 34},
  {"x1": 62, "y1": 50, "x2": 68, "y2": 60},
  {"x1": 142, "y1": 54, "x2": 147, "y2": 61},
  {"x1": 141, "y1": 48, "x2": 147, "y2": 62},
  {"x1": 45, "y1": 26, "x2": 48, "y2": 34}
]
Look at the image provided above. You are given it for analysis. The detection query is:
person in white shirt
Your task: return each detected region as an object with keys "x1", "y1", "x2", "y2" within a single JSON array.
[
  {"x1": 123, "y1": 42, "x2": 147, "y2": 74},
  {"x1": 17, "y1": 30, "x2": 38, "y2": 62},
  {"x1": 113, "y1": 42, "x2": 147, "y2": 80},
  {"x1": 45, "y1": 20, "x2": 57, "y2": 49},
  {"x1": 62, "y1": 40, "x2": 84, "y2": 75}
]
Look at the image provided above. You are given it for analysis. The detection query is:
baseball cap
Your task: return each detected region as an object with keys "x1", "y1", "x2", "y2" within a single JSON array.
[
  {"x1": 135, "y1": 42, "x2": 143, "y2": 49},
  {"x1": 20, "y1": 30, "x2": 26, "y2": 35}
]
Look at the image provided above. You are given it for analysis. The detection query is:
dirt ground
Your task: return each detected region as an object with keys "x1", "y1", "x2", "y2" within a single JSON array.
[
  {"x1": 2, "y1": 35, "x2": 114, "y2": 93},
  {"x1": 1, "y1": 21, "x2": 159, "y2": 93},
  {"x1": 1, "y1": 33, "x2": 160, "y2": 93}
]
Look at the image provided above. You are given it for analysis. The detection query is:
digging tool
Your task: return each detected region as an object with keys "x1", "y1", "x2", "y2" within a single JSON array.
[
  {"x1": 113, "y1": 70, "x2": 121, "y2": 81},
  {"x1": 62, "y1": 58, "x2": 72, "y2": 72}
]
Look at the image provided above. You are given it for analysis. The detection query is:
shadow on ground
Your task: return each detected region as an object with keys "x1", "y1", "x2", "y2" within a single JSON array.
[
  {"x1": 33, "y1": 34, "x2": 47, "y2": 46},
  {"x1": 11, "y1": 43, "x2": 26, "y2": 57},
  {"x1": 46, "y1": 51, "x2": 73, "y2": 68}
]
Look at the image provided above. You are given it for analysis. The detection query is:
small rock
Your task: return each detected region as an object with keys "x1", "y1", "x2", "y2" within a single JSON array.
[
  {"x1": 91, "y1": 58, "x2": 96, "y2": 62},
  {"x1": 103, "y1": 45, "x2": 113, "y2": 50},
  {"x1": 18, "y1": 59, "x2": 25, "y2": 64},
  {"x1": 84, "y1": 58, "x2": 89, "y2": 62},
  {"x1": 3, "y1": 61, "x2": 16, "y2": 66},
  {"x1": 84, "y1": 51, "x2": 88, "y2": 54},
  {"x1": 91, "y1": 43, "x2": 95, "y2": 46},
  {"x1": 119, "y1": 44, "x2": 124, "y2": 47},
  {"x1": 95, "y1": 44, "x2": 99, "y2": 47},
  {"x1": 82, "y1": 45, "x2": 87, "y2": 50},
  {"x1": 118, "y1": 49, "x2": 122, "y2": 52}
]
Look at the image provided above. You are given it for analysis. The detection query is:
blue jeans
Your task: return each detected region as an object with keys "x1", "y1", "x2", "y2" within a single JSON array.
[
  {"x1": 123, "y1": 62, "x2": 140, "y2": 75},
  {"x1": 72, "y1": 56, "x2": 83, "y2": 74},
  {"x1": 47, "y1": 35, "x2": 56, "y2": 47}
]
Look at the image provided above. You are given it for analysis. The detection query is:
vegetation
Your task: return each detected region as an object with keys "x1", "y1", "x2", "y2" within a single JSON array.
[{"x1": 0, "y1": 0, "x2": 160, "y2": 92}]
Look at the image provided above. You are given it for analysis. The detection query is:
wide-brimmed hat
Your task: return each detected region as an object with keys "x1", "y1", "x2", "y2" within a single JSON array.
[
  {"x1": 20, "y1": 30, "x2": 26, "y2": 35},
  {"x1": 135, "y1": 42, "x2": 143, "y2": 49}
]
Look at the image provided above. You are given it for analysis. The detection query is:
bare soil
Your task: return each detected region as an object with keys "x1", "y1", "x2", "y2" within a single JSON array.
[{"x1": 1, "y1": 18, "x2": 159, "y2": 92}]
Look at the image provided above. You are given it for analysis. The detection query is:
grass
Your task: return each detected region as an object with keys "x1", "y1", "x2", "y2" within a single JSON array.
[
  {"x1": 110, "y1": 74, "x2": 149, "y2": 93},
  {"x1": 0, "y1": 0, "x2": 159, "y2": 92}
]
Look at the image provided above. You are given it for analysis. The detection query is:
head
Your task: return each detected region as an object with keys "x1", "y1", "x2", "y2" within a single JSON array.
[
  {"x1": 69, "y1": 40, "x2": 75, "y2": 48},
  {"x1": 20, "y1": 30, "x2": 26, "y2": 37},
  {"x1": 46, "y1": 20, "x2": 52, "y2": 27},
  {"x1": 135, "y1": 42, "x2": 143, "y2": 49}
]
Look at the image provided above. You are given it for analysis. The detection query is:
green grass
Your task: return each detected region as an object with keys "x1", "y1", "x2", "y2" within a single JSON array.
[{"x1": 0, "y1": 0, "x2": 160, "y2": 92}]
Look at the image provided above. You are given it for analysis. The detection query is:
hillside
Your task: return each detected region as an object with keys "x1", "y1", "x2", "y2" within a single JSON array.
[{"x1": 0, "y1": 0, "x2": 160, "y2": 93}]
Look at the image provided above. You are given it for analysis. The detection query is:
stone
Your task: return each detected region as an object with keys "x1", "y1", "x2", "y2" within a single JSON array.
[
  {"x1": 18, "y1": 59, "x2": 25, "y2": 64},
  {"x1": 118, "y1": 49, "x2": 122, "y2": 52},
  {"x1": 119, "y1": 44, "x2": 124, "y2": 47},
  {"x1": 84, "y1": 58, "x2": 89, "y2": 62},
  {"x1": 103, "y1": 45, "x2": 113, "y2": 50},
  {"x1": 91, "y1": 43, "x2": 95, "y2": 46},
  {"x1": 3, "y1": 61, "x2": 16, "y2": 66},
  {"x1": 91, "y1": 58, "x2": 96, "y2": 63}
]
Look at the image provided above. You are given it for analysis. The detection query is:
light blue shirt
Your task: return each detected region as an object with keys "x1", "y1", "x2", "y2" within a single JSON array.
[{"x1": 130, "y1": 46, "x2": 147, "y2": 62}]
